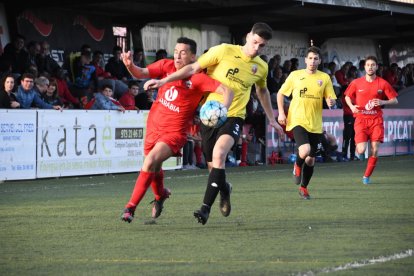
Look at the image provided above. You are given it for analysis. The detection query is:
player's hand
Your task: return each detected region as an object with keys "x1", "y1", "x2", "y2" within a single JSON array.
[
  {"x1": 270, "y1": 120, "x2": 285, "y2": 138},
  {"x1": 277, "y1": 114, "x2": 287, "y2": 126},
  {"x1": 144, "y1": 79, "x2": 164, "y2": 90},
  {"x1": 327, "y1": 97, "x2": 335, "y2": 109},
  {"x1": 350, "y1": 105, "x2": 360, "y2": 114},
  {"x1": 121, "y1": 51, "x2": 133, "y2": 68},
  {"x1": 372, "y1": 98, "x2": 382, "y2": 106}
]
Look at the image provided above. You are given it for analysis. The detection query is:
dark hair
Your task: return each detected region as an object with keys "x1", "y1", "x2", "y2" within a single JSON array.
[
  {"x1": 306, "y1": 46, "x2": 321, "y2": 57},
  {"x1": 251, "y1": 22, "x2": 273, "y2": 40},
  {"x1": 113, "y1": 46, "x2": 122, "y2": 53},
  {"x1": 93, "y1": 50, "x2": 104, "y2": 57},
  {"x1": 21, "y1": 73, "x2": 35, "y2": 80},
  {"x1": 365, "y1": 56, "x2": 378, "y2": 65},
  {"x1": 128, "y1": 80, "x2": 140, "y2": 88},
  {"x1": 101, "y1": 84, "x2": 113, "y2": 91},
  {"x1": 155, "y1": 49, "x2": 168, "y2": 61},
  {"x1": 176, "y1": 37, "x2": 197, "y2": 54},
  {"x1": 1, "y1": 74, "x2": 15, "y2": 91}
]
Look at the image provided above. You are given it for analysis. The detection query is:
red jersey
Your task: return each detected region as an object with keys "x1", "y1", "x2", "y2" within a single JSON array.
[
  {"x1": 147, "y1": 59, "x2": 221, "y2": 134},
  {"x1": 344, "y1": 76, "x2": 397, "y2": 118}
]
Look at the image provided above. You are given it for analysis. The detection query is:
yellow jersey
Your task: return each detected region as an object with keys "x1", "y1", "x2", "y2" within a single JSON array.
[
  {"x1": 198, "y1": 43, "x2": 268, "y2": 119},
  {"x1": 279, "y1": 69, "x2": 336, "y2": 133}
]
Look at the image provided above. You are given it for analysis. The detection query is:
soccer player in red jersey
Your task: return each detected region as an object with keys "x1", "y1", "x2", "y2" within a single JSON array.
[
  {"x1": 120, "y1": 37, "x2": 233, "y2": 223},
  {"x1": 344, "y1": 56, "x2": 398, "y2": 185}
]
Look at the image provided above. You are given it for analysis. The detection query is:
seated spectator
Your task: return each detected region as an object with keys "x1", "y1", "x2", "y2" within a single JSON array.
[
  {"x1": 0, "y1": 74, "x2": 20, "y2": 108},
  {"x1": 42, "y1": 78, "x2": 63, "y2": 107},
  {"x1": 33, "y1": 76, "x2": 50, "y2": 100},
  {"x1": 92, "y1": 50, "x2": 128, "y2": 99},
  {"x1": 36, "y1": 41, "x2": 60, "y2": 76},
  {"x1": 88, "y1": 84, "x2": 125, "y2": 111},
  {"x1": 133, "y1": 48, "x2": 145, "y2": 67},
  {"x1": 105, "y1": 46, "x2": 131, "y2": 83},
  {"x1": 72, "y1": 50, "x2": 97, "y2": 107},
  {"x1": 119, "y1": 80, "x2": 140, "y2": 110},
  {"x1": 16, "y1": 73, "x2": 61, "y2": 110},
  {"x1": 0, "y1": 34, "x2": 28, "y2": 78},
  {"x1": 54, "y1": 68, "x2": 80, "y2": 109},
  {"x1": 135, "y1": 88, "x2": 154, "y2": 110}
]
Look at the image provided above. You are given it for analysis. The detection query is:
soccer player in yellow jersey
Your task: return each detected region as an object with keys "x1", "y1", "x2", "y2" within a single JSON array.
[
  {"x1": 146, "y1": 22, "x2": 284, "y2": 225},
  {"x1": 277, "y1": 46, "x2": 336, "y2": 199}
]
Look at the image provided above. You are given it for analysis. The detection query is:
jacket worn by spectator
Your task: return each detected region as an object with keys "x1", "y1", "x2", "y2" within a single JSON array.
[
  {"x1": 16, "y1": 85, "x2": 54, "y2": 109},
  {"x1": 91, "y1": 92, "x2": 122, "y2": 110}
]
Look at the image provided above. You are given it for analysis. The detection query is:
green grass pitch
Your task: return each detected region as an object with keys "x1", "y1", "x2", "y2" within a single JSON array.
[{"x1": 1, "y1": 156, "x2": 413, "y2": 275}]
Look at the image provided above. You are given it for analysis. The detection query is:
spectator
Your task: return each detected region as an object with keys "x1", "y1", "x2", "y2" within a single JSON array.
[
  {"x1": 92, "y1": 50, "x2": 128, "y2": 99},
  {"x1": 72, "y1": 50, "x2": 97, "y2": 107},
  {"x1": 105, "y1": 46, "x2": 131, "y2": 82},
  {"x1": 89, "y1": 84, "x2": 125, "y2": 111},
  {"x1": 135, "y1": 88, "x2": 155, "y2": 110},
  {"x1": 119, "y1": 80, "x2": 140, "y2": 110},
  {"x1": 0, "y1": 74, "x2": 20, "y2": 108},
  {"x1": 155, "y1": 49, "x2": 168, "y2": 62},
  {"x1": 356, "y1": 59, "x2": 365, "y2": 78},
  {"x1": 36, "y1": 41, "x2": 60, "y2": 76},
  {"x1": 133, "y1": 48, "x2": 145, "y2": 67},
  {"x1": 384, "y1": 63, "x2": 399, "y2": 91},
  {"x1": 335, "y1": 61, "x2": 352, "y2": 89},
  {"x1": 1, "y1": 34, "x2": 28, "y2": 77},
  {"x1": 16, "y1": 73, "x2": 61, "y2": 110},
  {"x1": 42, "y1": 77, "x2": 63, "y2": 107},
  {"x1": 26, "y1": 41, "x2": 41, "y2": 71},
  {"x1": 33, "y1": 76, "x2": 49, "y2": 99},
  {"x1": 54, "y1": 68, "x2": 80, "y2": 109}
]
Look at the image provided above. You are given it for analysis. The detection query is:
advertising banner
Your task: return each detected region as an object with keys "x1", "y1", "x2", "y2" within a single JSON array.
[
  {"x1": 266, "y1": 109, "x2": 414, "y2": 162},
  {"x1": 0, "y1": 110, "x2": 37, "y2": 180},
  {"x1": 36, "y1": 110, "x2": 145, "y2": 178}
]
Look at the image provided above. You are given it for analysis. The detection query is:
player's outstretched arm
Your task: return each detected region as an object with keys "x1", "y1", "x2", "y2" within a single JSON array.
[
  {"x1": 214, "y1": 84, "x2": 234, "y2": 110},
  {"x1": 145, "y1": 62, "x2": 202, "y2": 90},
  {"x1": 256, "y1": 85, "x2": 284, "y2": 137},
  {"x1": 121, "y1": 51, "x2": 150, "y2": 79}
]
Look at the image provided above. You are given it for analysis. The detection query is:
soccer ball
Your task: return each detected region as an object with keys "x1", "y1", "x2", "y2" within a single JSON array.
[{"x1": 199, "y1": 100, "x2": 228, "y2": 128}]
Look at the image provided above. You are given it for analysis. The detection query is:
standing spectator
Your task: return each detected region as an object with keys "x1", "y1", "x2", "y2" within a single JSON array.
[
  {"x1": 344, "y1": 56, "x2": 398, "y2": 185},
  {"x1": 277, "y1": 46, "x2": 336, "y2": 199},
  {"x1": 16, "y1": 73, "x2": 61, "y2": 110},
  {"x1": 0, "y1": 74, "x2": 20, "y2": 108},
  {"x1": 119, "y1": 80, "x2": 140, "y2": 110},
  {"x1": 145, "y1": 23, "x2": 284, "y2": 225},
  {"x1": 356, "y1": 59, "x2": 365, "y2": 78},
  {"x1": 72, "y1": 50, "x2": 97, "y2": 107},
  {"x1": 341, "y1": 91, "x2": 356, "y2": 161},
  {"x1": 119, "y1": 37, "x2": 233, "y2": 223},
  {"x1": 383, "y1": 63, "x2": 399, "y2": 91},
  {"x1": 335, "y1": 61, "x2": 352, "y2": 89}
]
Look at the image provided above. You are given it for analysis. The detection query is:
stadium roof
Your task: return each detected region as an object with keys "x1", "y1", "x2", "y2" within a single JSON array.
[{"x1": 5, "y1": 0, "x2": 414, "y2": 45}]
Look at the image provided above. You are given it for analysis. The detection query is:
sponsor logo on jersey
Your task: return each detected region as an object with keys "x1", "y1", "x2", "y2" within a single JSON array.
[
  {"x1": 226, "y1": 68, "x2": 239, "y2": 78},
  {"x1": 300, "y1": 87, "x2": 307, "y2": 97},
  {"x1": 160, "y1": 86, "x2": 180, "y2": 112}
]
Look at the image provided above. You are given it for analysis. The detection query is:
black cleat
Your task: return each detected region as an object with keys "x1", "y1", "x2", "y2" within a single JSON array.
[
  {"x1": 121, "y1": 207, "x2": 135, "y2": 223},
  {"x1": 219, "y1": 182, "x2": 232, "y2": 217},
  {"x1": 194, "y1": 205, "x2": 210, "y2": 225},
  {"x1": 150, "y1": 188, "x2": 171, "y2": 219}
]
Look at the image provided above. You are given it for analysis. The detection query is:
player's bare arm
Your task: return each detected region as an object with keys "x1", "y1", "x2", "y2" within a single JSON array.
[
  {"x1": 373, "y1": 97, "x2": 398, "y2": 107},
  {"x1": 121, "y1": 51, "x2": 150, "y2": 79},
  {"x1": 345, "y1": 95, "x2": 360, "y2": 113},
  {"x1": 276, "y1": 91, "x2": 287, "y2": 125},
  {"x1": 145, "y1": 62, "x2": 202, "y2": 90},
  {"x1": 214, "y1": 84, "x2": 234, "y2": 110},
  {"x1": 256, "y1": 85, "x2": 284, "y2": 137}
]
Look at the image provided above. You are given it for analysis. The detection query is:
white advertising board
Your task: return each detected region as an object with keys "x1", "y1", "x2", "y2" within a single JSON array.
[
  {"x1": 0, "y1": 110, "x2": 37, "y2": 180},
  {"x1": 36, "y1": 110, "x2": 146, "y2": 178}
]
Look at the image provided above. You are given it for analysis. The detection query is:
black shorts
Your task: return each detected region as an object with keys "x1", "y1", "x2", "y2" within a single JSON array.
[
  {"x1": 292, "y1": 126, "x2": 322, "y2": 157},
  {"x1": 200, "y1": 117, "x2": 244, "y2": 162}
]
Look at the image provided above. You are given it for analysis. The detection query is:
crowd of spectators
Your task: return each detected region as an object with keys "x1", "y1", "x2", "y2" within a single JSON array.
[{"x1": 0, "y1": 34, "x2": 165, "y2": 110}]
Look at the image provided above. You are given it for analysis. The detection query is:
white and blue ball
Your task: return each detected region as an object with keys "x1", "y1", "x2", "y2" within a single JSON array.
[{"x1": 199, "y1": 100, "x2": 228, "y2": 128}]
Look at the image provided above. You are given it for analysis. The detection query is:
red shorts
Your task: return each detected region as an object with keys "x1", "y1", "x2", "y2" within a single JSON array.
[
  {"x1": 354, "y1": 116, "x2": 384, "y2": 144},
  {"x1": 144, "y1": 128, "x2": 187, "y2": 156}
]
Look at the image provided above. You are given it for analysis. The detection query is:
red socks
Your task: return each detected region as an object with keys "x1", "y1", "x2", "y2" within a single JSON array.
[
  {"x1": 151, "y1": 170, "x2": 165, "y2": 201},
  {"x1": 126, "y1": 171, "x2": 154, "y2": 209},
  {"x1": 364, "y1": 156, "x2": 378, "y2": 177}
]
